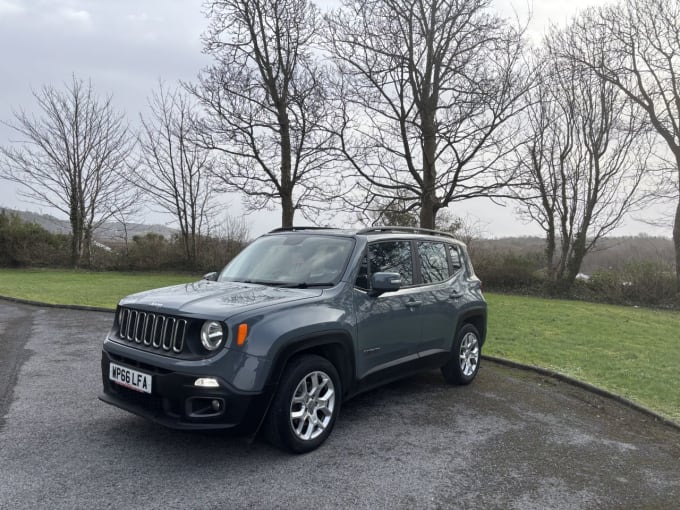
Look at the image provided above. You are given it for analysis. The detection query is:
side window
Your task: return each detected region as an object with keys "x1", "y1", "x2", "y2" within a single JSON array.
[
  {"x1": 368, "y1": 241, "x2": 414, "y2": 286},
  {"x1": 418, "y1": 242, "x2": 449, "y2": 284},
  {"x1": 448, "y1": 245, "x2": 463, "y2": 273}
]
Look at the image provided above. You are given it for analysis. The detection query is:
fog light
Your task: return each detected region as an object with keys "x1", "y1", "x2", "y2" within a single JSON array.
[
  {"x1": 194, "y1": 377, "x2": 219, "y2": 388},
  {"x1": 211, "y1": 399, "x2": 221, "y2": 411}
]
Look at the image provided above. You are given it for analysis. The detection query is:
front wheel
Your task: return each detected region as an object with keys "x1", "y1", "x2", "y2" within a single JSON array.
[
  {"x1": 441, "y1": 324, "x2": 481, "y2": 385},
  {"x1": 264, "y1": 354, "x2": 341, "y2": 453}
]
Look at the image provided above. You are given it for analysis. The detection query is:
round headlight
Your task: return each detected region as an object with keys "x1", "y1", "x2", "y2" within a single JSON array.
[{"x1": 200, "y1": 321, "x2": 224, "y2": 351}]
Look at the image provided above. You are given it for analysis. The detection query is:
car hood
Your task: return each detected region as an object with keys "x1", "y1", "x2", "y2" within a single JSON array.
[{"x1": 118, "y1": 280, "x2": 323, "y2": 318}]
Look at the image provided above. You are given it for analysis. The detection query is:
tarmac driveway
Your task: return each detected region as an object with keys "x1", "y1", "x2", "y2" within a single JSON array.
[{"x1": 1, "y1": 300, "x2": 679, "y2": 509}]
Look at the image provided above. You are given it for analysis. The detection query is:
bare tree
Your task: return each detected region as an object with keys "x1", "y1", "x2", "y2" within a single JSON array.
[
  {"x1": 557, "y1": 0, "x2": 680, "y2": 289},
  {"x1": 325, "y1": 0, "x2": 530, "y2": 229},
  {"x1": 0, "y1": 76, "x2": 134, "y2": 268},
  {"x1": 514, "y1": 39, "x2": 651, "y2": 291},
  {"x1": 133, "y1": 83, "x2": 217, "y2": 268},
  {"x1": 188, "y1": 0, "x2": 338, "y2": 228},
  {"x1": 110, "y1": 197, "x2": 142, "y2": 262}
]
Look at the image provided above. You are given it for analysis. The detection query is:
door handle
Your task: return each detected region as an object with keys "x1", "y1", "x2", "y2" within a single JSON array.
[
  {"x1": 449, "y1": 291, "x2": 464, "y2": 299},
  {"x1": 406, "y1": 300, "x2": 422, "y2": 308}
]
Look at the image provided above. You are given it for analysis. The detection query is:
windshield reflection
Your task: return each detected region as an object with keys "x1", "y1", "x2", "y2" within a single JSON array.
[{"x1": 218, "y1": 235, "x2": 355, "y2": 287}]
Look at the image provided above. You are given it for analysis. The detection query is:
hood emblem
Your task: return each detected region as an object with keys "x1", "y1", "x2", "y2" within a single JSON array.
[{"x1": 150, "y1": 302, "x2": 164, "y2": 308}]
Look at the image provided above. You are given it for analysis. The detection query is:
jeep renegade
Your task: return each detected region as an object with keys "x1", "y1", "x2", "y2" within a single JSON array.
[{"x1": 99, "y1": 227, "x2": 487, "y2": 453}]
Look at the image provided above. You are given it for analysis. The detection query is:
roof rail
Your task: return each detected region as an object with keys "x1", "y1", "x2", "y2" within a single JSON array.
[
  {"x1": 268, "y1": 226, "x2": 335, "y2": 233},
  {"x1": 356, "y1": 226, "x2": 457, "y2": 239}
]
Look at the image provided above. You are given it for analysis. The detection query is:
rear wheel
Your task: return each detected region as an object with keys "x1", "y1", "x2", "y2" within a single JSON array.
[
  {"x1": 264, "y1": 354, "x2": 341, "y2": 453},
  {"x1": 441, "y1": 324, "x2": 481, "y2": 385}
]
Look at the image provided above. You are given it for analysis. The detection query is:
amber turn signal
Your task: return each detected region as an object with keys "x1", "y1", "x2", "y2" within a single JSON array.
[{"x1": 236, "y1": 323, "x2": 248, "y2": 346}]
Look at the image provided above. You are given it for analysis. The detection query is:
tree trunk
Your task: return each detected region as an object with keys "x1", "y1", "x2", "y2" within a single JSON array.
[
  {"x1": 420, "y1": 109, "x2": 437, "y2": 230},
  {"x1": 69, "y1": 207, "x2": 83, "y2": 268},
  {"x1": 281, "y1": 191, "x2": 295, "y2": 228},
  {"x1": 278, "y1": 106, "x2": 294, "y2": 228},
  {"x1": 673, "y1": 199, "x2": 680, "y2": 292},
  {"x1": 419, "y1": 201, "x2": 436, "y2": 229},
  {"x1": 559, "y1": 231, "x2": 588, "y2": 293},
  {"x1": 545, "y1": 226, "x2": 556, "y2": 280},
  {"x1": 69, "y1": 231, "x2": 81, "y2": 268},
  {"x1": 83, "y1": 225, "x2": 93, "y2": 269}
]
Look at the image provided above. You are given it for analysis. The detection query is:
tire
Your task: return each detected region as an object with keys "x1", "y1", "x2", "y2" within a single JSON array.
[
  {"x1": 441, "y1": 323, "x2": 481, "y2": 385},
  {"x1": 264, "y1": 354, "x2": 341, "y2": 453}
]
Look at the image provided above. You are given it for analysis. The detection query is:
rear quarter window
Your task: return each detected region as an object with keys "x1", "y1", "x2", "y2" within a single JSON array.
[
  {"x1": 417, "y1": 242, "x2": 449, "y2": 284},
  {"x1": 448, "y1": 244, "x2": 464, "y2": 273}
]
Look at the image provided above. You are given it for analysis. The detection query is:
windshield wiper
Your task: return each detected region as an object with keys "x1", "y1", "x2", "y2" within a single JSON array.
[
  {"x1": 231, "y1": 279, "x2": 288, "y2": 287},
  {"x1": 280, "y1": 282, "x2": 336, "y2": 289},
  {"x1": 229, "y1": 279, "x2": 335, "y2": 288}
]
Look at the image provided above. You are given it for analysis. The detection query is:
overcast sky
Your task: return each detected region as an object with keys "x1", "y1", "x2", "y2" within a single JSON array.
[{"x1": 0, "y1": 0, "x2": 673, "y2": 238}]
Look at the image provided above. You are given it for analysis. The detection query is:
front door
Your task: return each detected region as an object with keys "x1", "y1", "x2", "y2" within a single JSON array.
[{"x1": 353, "y1": 240, "x2": 423, "y2": 379}]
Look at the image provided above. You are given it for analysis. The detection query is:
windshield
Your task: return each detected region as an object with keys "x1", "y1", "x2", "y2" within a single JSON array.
[{"x1": 218, "y1": 234, "x2": 355, "y2": 287}]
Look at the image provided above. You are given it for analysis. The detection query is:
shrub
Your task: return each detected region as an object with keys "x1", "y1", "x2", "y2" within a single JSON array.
[
  {"x1": 474, "y1": 251, "x2": 544, "y2": 291},
  {"x1": 194, "y1": 235, "x2": 248, "y2": 272},
  {"x1": 586, "y1": 260, "x2": 678, "y2": 307},
  {"x1": 0, "y1": 211, "x2": 70, "y2": 267},
  {"x1": 125, "y1": 233, "x2": 182, "y2": 271}
]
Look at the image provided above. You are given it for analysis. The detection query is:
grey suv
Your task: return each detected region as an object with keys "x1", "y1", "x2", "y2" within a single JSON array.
[{"x1": 99, "y1": 227, "x2": 487, "y2": 452}]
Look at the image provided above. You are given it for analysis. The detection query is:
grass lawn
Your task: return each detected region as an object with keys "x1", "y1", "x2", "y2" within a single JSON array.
[
  {"x1": 0, "y1": 268, "x2": 678, "y2": 422},
  {"x1": 0, "y1": 268, "x2": 196, "y2": 308},
  {"x1": 484, "y1": 293, "x2": 680, "y2": 422}
]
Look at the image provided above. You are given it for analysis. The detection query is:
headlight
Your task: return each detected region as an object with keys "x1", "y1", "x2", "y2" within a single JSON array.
[{"x1": 200, "y1": 321, "x2": 224, "y2": 351}]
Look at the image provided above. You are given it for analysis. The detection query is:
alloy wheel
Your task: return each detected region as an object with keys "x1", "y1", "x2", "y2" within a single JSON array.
[
  {"x1": 289, "y1": 370, "x2": 336, "y2": 441},
  {"x1": 459, "y1": 332, "x2": 480, "y2": 377}
]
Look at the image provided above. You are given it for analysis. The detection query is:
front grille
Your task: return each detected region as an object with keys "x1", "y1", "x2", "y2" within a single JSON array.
[{"x1": 117, "y1": 307, "x2": 188, "y2": 354}]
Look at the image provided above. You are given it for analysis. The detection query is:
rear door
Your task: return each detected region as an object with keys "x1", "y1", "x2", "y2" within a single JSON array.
[{"x1": 415, "y1": 241, "x2": 465, "y2": 359}]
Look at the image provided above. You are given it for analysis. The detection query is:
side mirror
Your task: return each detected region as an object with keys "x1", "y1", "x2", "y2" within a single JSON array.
[
  {"x1": 202, "y1": 271, "x2": 218, "y2": 281},
  {"x1": 370, "y1": 272, "x2": 401, "y2": 296}
]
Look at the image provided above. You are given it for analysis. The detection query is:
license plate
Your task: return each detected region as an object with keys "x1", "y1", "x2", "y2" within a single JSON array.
[{"x1": 109, "y1": 362, "x2": 152, "y2": 394}]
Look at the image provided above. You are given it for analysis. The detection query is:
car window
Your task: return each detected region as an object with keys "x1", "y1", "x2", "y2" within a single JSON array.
[
  {"x1": 448, "y1": 244, "x2": 463, "y2": 273},
  {"x1": 219, "y1": 234, "x2": 354, "y2": 286},
  {"x1": 363, "y1": 241, "x2": 413, "y2": 287},
  {"x1": 418, "y1": 242, "x2": 449, "y2": 284}
]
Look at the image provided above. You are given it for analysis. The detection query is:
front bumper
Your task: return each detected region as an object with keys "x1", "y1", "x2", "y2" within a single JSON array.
[{"x1": 99, "y1": 349, "x2": 271, "y2": 433}]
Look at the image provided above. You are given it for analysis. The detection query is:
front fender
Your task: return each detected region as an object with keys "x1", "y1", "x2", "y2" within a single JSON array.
[{"x1": 225, "y1": 289, "x2": 357, "y2": 393}]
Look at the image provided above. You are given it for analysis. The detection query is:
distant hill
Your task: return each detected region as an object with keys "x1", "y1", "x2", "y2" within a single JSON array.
[
  {"x1": 475, "y1": 235, "x2": 675, "y2": 272},
  {"x1": 1, "y1": 208, "x2": 177, "y2": 241}
]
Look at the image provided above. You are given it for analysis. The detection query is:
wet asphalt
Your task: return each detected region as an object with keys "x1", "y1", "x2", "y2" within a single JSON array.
[{"x1": 0, "y1": 300, "x2": 679, "y2": 509}]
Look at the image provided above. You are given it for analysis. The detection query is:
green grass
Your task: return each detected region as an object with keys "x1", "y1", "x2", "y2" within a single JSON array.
[
  {"x1": 0, "y1": 268, "x2": 196, "y2": 308},
  {"x1": 0, "y1": 268, "x2": 678, "y2": 422},
  {"x1": 485, "y1": 293, "x2": 680, "y2": 422}
]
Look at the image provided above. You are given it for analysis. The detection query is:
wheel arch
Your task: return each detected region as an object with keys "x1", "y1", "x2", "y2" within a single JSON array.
[
  {"x1": 457, "y1": 309, "x2": 487, "y2": 347},
  {"x1": 267, "y1": 332, "x2": 356, "y2": 399}
]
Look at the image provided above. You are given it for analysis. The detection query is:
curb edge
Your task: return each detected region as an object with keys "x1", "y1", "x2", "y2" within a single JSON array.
[
  {"x1": 0, "y1": 295, "x2": 114, "y2": 314},
  {"x1": 482, "y1": 354, "x2": 680, "y2": 432}
]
